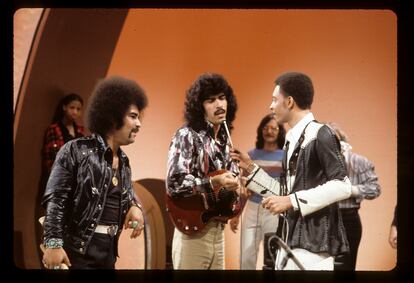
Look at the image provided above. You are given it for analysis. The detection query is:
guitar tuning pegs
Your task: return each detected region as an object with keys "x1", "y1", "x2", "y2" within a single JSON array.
[
  {"x1": 184, "y1": 225, "x2": 189, "y2": 230},
  {"x1": 193, "y1": 226, "x2": 198, "y2": 231}
]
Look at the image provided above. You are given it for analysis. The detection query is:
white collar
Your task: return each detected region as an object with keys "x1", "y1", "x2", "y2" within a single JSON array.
[{"x1": 285, "y1": 112, "x2": 315, "y2": 147}]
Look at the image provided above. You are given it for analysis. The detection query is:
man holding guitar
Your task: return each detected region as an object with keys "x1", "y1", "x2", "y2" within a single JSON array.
[{"x1": 166, "y1": 72, "x2": 242, "y2": 270}]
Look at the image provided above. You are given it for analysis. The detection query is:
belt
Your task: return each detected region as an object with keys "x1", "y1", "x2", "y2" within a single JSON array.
[{"x1": 95, "y1": 224, "x2": 119, "y2": 236}]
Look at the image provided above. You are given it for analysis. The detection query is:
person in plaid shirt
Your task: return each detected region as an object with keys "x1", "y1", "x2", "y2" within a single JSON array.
[
  {"x1": 42, "y1": 93, "x2": 86, "y2": 173},
  {"x1": 327, "y1": 122, "x2": 381, "y2": 271}
]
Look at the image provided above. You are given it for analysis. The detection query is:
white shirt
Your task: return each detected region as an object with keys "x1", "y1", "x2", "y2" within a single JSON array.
[
  {"x1": 285, "y1": 112, "x2": 315, "y2": 164},
  {"x1": 285, "y1": 113, "x2": 315, "y2": 207}
]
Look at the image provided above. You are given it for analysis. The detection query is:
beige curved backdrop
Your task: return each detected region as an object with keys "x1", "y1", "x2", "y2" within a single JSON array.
[
  {"x1": 107, "y1": 9, "x2": 397, "y2": 270},
  {"x1": 13, "y1": 8, "x2": 397, "y2": 271}
]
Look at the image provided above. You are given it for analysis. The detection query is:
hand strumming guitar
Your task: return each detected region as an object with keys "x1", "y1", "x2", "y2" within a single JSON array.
[{"x1": 210, "y1": 171, "x2": 239, "y2": 191}]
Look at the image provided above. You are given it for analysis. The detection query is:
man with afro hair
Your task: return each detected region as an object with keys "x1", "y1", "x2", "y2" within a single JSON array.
[{"x1": 41, "y1": 76, "x2": 147, "y2": 269}]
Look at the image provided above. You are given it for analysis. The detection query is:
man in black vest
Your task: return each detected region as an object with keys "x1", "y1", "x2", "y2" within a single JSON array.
[{"x1": 231, "y1": 71, "x2": 352, "y2": 270}]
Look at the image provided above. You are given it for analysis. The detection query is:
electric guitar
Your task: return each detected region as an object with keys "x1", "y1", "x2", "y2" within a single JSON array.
[{"x1": 166, "y1": 169, "x2": 246, "y2": 235}]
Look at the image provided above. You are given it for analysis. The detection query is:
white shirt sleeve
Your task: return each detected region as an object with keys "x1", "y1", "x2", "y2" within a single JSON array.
[
  {"x1": 293, "y1": 177, "x2": 352, "y2": 216},
  {"x1": 246, "y1": 167, "x2": 281, "y2": 197}
]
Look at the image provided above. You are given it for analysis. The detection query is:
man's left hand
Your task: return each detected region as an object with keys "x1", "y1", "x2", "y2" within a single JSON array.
[
  {"x1": 261, "y1": 195, "x2": 293, "y2": 215},
  {"x1": 124, "y1": 205, "x2": 145, "y2": 239}
]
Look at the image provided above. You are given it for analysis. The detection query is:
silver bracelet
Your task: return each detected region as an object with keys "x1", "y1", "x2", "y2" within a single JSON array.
[{"x1": 44, "y1": 238, "x2": 64, "y2": 249}]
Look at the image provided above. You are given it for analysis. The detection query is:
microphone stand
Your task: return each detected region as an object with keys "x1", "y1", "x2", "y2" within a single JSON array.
[{"x1": 274, "y1": 235, "x2": 305, "y2": 270}]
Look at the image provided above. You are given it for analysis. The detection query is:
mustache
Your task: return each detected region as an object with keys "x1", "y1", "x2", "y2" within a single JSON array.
[
  {"x1": 131, "y1": 127, "x2": 140, "y2": 133},
  {"x1": 214, "y1": 108, "x2": 226, "y2": 115}
]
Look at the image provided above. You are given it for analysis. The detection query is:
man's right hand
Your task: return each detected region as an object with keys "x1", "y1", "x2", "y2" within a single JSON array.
[
  {"x1": 229, "y1": 148, "x2": 253, "y2": 171},
  {"x1": 229, "y1": 216, "x2": 240, "y2": 233},
  {"x1": 42, "y1": 248, "x2": 71, "y2": 269}
]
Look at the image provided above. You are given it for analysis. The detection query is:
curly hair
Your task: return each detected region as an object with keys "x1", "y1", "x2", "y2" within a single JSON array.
[
  {"x1": 52, "y1": 93, "x2": 83, "y2": 123},
  {"x1": 184, "y1": 72, "x2": 237, "y2": 132},
  {"x1": 86, "y1": 76, "x2": 148, "y2": 137},
  {"x1": 255, "y1": 114, "x2": 286, "y2": 149},
  {"x1": 275, "y1": 71, "x2": 314, "y2": 110}
]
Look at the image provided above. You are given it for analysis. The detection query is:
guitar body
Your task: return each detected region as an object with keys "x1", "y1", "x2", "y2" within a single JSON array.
[{"x1": 166, "y1": 170, "x2": 246, "y2": 235}]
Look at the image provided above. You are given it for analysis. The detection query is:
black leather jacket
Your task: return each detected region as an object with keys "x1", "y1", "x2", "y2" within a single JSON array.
[
  {"x1": 248, "y1": 122, "x2": 350, "y2": 256},
  {"x1": 42, "y1": 134, "x2": 139, "y2": 255},
  {"x1": 285, "y1": 123, "x2": 349, "y2": 256}
]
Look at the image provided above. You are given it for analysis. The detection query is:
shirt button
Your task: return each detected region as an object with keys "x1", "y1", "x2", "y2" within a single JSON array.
[
  {"x1": 79, "y1": 248, "x2": 84, "y2": 252},
  {"x1": 81, "y1": 241, "x2": 85, "y2": 246}
]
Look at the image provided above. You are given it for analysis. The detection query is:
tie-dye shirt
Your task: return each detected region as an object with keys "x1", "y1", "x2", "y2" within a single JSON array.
[{"x1": 166, "y1": 122, "x2": 238, "y2": 198}]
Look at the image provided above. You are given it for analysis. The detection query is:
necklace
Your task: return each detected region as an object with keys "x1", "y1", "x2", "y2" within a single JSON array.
[{"x1": 112, "y1": 167, "x2": 118, "y2": 186}]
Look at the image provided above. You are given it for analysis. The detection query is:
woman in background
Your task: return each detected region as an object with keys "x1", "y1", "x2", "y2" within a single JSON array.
[{"x1": 42, "y1": 93, "x2": 86, "y2": 173}]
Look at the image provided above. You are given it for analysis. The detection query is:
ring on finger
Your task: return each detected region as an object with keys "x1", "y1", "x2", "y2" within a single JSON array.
[{"x1": 131, "y1": 220, "x2": 139, "y2": 229}]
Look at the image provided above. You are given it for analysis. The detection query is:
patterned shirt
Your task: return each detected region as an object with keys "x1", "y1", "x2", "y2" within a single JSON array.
[
  {"x1": 339, "y1": 141, "x2": 381, "y2": 209},
  {"x1": 43, "y1": 121, "x2": 85, "y2": 173},
  {"x1": 166, "y1": 122, "x2": 238, "y2": 198}
]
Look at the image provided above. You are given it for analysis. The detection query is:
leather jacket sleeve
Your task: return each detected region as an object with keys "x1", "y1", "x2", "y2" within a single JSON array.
[
  {"x1": 293, "y1": 125, "x2": 352, "y2": 216},
  {"x1": 41, "y1": 141, "x2": 77, "y2": 245}
]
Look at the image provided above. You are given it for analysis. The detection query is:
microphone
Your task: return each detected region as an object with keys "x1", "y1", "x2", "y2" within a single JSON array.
[{"x1": 222, "y1": 120, "x2": 234, "y2": 148}]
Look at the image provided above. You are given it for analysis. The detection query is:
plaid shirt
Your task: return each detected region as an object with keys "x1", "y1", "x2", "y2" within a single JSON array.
[
  {"x1": 339, "y1": 142, "x2": 381, "y2": 209},
  {"x1": 166, "y1": 122, "x2": 238, "y2": 198},
  {"x1": 43, "y1": 122, "x2": 85, "y2": 173}
]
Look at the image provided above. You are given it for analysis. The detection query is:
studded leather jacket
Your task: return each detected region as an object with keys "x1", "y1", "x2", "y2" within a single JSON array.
[{"x1": 41, "y1": 134, "x2": 139, "y2": 255}]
